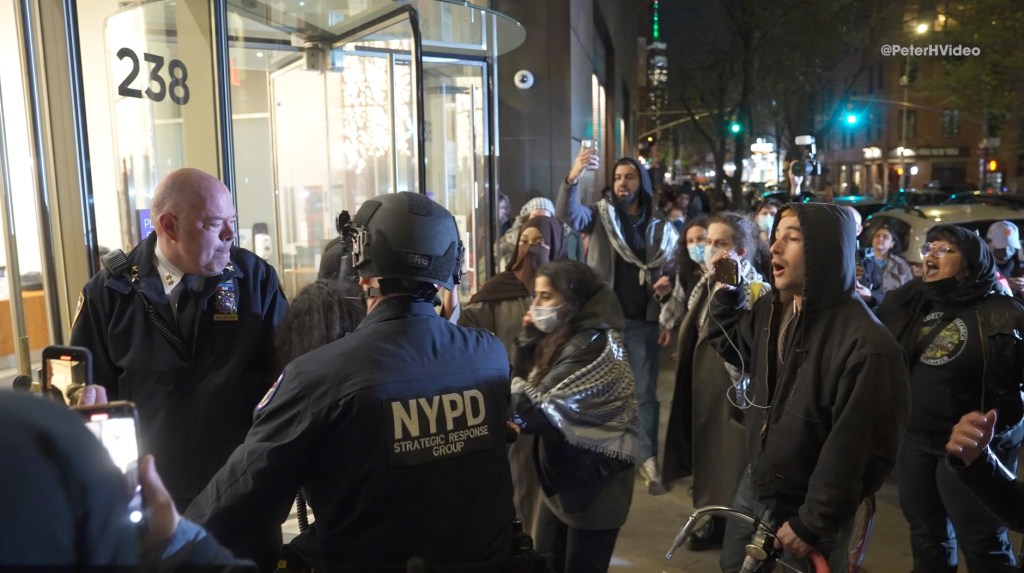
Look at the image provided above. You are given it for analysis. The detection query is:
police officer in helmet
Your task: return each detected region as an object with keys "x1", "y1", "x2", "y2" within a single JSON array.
[{"x1": 187, "y1": 192, "x2": 516, "y2": 572}]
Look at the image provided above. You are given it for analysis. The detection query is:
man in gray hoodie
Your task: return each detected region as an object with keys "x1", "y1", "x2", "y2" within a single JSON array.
[{"x1": 557, "y1": 144, "x2": 678, "y2": 494}]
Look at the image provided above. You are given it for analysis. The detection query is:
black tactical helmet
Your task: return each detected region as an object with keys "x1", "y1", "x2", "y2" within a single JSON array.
[{"x1": 351, "y1": 192, "x2": 463, "y2": 290}]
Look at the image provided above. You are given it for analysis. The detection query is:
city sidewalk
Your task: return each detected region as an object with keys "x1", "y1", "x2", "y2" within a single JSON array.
[{"x1": 608, "y1": 348, "x2": 916, "y2": 572}]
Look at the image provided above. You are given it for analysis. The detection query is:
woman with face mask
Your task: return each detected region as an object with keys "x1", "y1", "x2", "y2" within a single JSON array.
[
  {"x1": 456, "y1": 216, "x2": 566, "y2": 540},
  {"x1": 659, "y1": 217, "x2": 709, "y2": 322},
  {"x1": 510, "y1": 260, "x2": 635, "y2": 572},
  {"x1": 754, "y1": 199, "x2": 781, "y2": 244},
  {"x1": 877, "y1": 225, "x2": 1024, "y2": 573}
]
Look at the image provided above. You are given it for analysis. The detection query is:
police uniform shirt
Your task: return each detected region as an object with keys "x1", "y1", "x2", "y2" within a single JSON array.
[
  {"x1": 154, "y1": 243, "x2": 186, "y2": 317},
  {"x1": 187, "y1": 297, "x2": 516, "y2": 571},
  {"x1": 70, "y1": 232, "x2": 289, "y2": 509}
]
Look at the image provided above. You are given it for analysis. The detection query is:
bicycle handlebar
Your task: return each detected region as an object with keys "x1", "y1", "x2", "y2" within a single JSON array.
[
  {"x1": 666, "y1": 505, "x2": 758, "y2": 559},
  {"x1": 666, "y1": 504, "x2": 830, "y2": 573}
]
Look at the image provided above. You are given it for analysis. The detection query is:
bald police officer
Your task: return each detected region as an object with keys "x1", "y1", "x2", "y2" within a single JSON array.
[
  {"x1": 186, "y1": 192, "x2": 516, "y2": 572},
  {"x1": 70, "y1": 168, "x2": 288, "y2": 511}
]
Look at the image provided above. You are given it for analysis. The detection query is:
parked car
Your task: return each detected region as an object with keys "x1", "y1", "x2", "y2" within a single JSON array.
[
  {"x1": 885, "y1": 190, "x2": 950, "y2": 208},
  {"x1": 944, "y1": 190, "x2": 1024, "y2": 209},
  {"x1": 862, "y1": 203, "x2": 1024, "y2": 275},
  {"x1": 796, "y1": 192, "x2": 887, "y2": 220},
  {"x1": 832, "y1": 195, "x2": 887, "y2": 219}
]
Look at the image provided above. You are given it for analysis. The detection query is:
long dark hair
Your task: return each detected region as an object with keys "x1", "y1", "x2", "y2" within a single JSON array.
[
  {"x1": 673, "y1": 215, "x2": 708, "y2": 276},
  {"x1": 274, "y1": 279, "x2": 366, "y2": 375},
  {"x1": 531, "y1": 260, "x2": 603, "y2": 384}
]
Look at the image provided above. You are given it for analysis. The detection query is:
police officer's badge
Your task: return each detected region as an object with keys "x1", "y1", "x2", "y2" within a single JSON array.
[{"x1": 212, "y1": 279, "x2": 239, "y2": 321}]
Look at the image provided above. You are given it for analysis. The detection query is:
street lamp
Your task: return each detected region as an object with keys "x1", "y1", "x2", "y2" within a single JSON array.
[{"x1": 899, "y1": 22, "x2": 928, "y2": 192}]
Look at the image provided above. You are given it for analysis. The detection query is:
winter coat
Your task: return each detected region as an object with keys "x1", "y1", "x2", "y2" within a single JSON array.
[{"x1": 708, "y1": 202, "x2": 910, "y2": 546}]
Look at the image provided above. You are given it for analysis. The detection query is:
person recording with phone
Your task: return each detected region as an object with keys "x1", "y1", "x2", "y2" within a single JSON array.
[
  {"x1": 556, "y1": 142, "x2": 679, "y2": 495},
  {"x1": 0, "y1": 387, "x2": 251, "y2": 570},
  {"x1": 660, "y1": 213, "x2": 771, "y2": 550},
  {"x1": 706, "y1": 203, "x2": 909, "y2": 572},
  {"x1": 69, "y1": 167, "x2": 288, "y2": 512}
]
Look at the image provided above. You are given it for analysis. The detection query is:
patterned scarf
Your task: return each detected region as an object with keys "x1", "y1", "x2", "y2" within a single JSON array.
[
  {"x1": 511, "y1": 331, "x2": 639, "y2": 462},
  {"x1": 596, "y1": 201, "x2": 676, "y2": 286}
]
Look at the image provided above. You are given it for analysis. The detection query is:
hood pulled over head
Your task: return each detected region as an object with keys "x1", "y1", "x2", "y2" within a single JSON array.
[{"x1": 770, "y1": 202, "x2": 857, "y2": 313}]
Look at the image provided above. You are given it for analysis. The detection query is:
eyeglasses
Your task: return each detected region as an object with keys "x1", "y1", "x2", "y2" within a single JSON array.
[{"x1": 920, "y1": 243, "x2": 958, "y2": 258}]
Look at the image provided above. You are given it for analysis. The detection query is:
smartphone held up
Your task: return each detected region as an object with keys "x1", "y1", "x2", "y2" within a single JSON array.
[
  {"x1": 76, "y1": 401, "x2": 146, "y2": 527},
  {"x1": 40, "y1": 345, "x2": 92, "y2": 405},
  {"x1": 714, "y1": 258, "x2": 741, "y2": 287}
]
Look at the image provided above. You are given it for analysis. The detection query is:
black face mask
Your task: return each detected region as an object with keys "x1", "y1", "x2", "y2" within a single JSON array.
[{"x1": 993, "y1": 247, "x2": 1012, "y2": 261}]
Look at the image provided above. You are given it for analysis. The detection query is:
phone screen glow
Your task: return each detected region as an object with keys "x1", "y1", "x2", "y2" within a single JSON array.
[
  {"x1": 84, "y1": 414, "x2": 143, "y2": 523},
  {"x1": 46, "y1": 358, "x2": 86, "y2": 397}
]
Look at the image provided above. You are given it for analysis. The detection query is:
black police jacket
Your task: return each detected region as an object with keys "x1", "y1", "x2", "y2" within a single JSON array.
[
  {"x1": 186, "y1": 297, "x2": 516, "y2": 572},
  {"x1": 70, "y1": 233, "x2": 288, "y2": 507}
]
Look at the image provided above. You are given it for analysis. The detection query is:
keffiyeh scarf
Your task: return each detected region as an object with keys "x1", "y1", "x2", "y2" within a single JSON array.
[
  {"x1": 596, "y1": 201, "x2": 676, "y2": 286},
  {"x1": 511, "y1": 331, "x2": 639, "y2": 462}
]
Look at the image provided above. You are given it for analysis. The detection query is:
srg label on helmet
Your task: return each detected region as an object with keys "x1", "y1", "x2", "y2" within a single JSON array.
[
  {"x1": 386, "y1": 389, "x2": 492, "y2": 467},
  {"x1": 401, "y1": 251, "x2": 432, "y2": 269}
]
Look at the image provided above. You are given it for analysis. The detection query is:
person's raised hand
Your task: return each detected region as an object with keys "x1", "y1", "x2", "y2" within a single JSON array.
[
  {"x1": 567, "y1": 145, "x2": 599, "y2": 184},
  {"x1": 946, "y1": 409, "x2": 997, "y2": 467},
  {"x1": 140, "y1": 455, "x2": 181, "y2": 552},
  {"x1": 854, "y1": 281, "x2": 872, "y2": 300},
  {"x1": 522, "y1": 309, "x2": 534, "y2": 328},
  {"x1": 76, "y1": 384, "x2": 109, "y2": 407}
]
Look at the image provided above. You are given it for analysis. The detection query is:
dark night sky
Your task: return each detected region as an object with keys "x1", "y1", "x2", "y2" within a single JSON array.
[{"x1": 649, "y1": 0, "x2": 732, "y2": 110}]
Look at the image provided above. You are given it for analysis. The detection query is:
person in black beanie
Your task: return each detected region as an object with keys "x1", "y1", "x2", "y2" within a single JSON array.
[{"x1": 877, "y1": 224, "x2": 1024, "y2": 573}]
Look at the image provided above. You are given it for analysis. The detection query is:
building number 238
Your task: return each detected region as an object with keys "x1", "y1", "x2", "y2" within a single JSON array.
[{"x1": 116, "y1": 47, "x2": 189, "y2": 105}]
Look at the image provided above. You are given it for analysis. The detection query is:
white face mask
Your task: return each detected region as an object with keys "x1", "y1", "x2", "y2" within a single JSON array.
[
  {"x1": 703, "y1": 245, "x2": 723, "y2": 270},
  {"x1": 530, "y1": 304, "x2": 565, "y2": 333},
  {"x1": 687, "y1": 243, "x2": 705, "y2": 265},
  {"x1": 757, "y1": 214, "x2": 774, "y2": 233}
]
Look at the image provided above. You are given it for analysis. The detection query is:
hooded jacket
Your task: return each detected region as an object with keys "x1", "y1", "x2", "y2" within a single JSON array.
[
  {"x1": 708, "y1": 202, "x2": 910, "y2": 545},
  {"x1": 556, "y1": 158, "x2": 677, "y2": 322}
]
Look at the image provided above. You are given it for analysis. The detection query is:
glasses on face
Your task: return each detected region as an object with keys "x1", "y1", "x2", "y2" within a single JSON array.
[{"x1": 920, "y1": 242, "x2": 958, "y2": 258}]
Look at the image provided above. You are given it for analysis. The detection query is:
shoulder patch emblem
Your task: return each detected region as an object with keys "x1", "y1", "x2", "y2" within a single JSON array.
[
  {"x1": 256, "y1": 374, "x2": 283, "y2": 412},
  {"x1": 72, "y1": 293, "x2": 85, "y2": 328}
]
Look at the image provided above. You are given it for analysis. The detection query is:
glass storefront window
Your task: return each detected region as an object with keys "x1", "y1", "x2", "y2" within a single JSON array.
[
  {"x1": 75, "y1": 0, "x2": 522, "y2": 304},
  {"x1": 0, "y1": 0, "x2": 51, "y2": 370},
  {"x1": 226, "y1": 8, "x2": 419, "y2": 298},
  {"x1": 422, "y1": 59, "x2": 487, "y2": 299},
  {"x1": 81, "y1": 1, "x2": 224, "y2": 254}
]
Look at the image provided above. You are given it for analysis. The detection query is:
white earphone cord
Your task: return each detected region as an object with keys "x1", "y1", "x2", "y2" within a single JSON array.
[{"x1": 703, "y1": 276, "x2": 770, "y2": 410}]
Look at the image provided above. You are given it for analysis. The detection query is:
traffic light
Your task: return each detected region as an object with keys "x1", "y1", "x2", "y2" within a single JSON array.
[
  {"x1": 988, "y1": 160, "x2": 998, "y2": 172},
  {"x1": 844, "y1": 113, "x2": 859, "y2": 126},
  {"x1": 729, "y1": 121, "x2": 742, "y2": 134}
]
